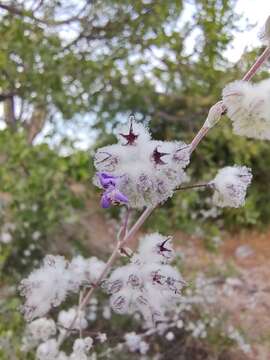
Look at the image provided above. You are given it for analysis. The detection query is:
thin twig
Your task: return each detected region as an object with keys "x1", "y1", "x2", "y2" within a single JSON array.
[
  {"x1": 78, "y1": 290, "x2": 84, "y2": 339},
  {"x1": 189, "y1": 126, "x2": 209, "y2": 153},
  {"x1": 177, "y1": 183, "x2": 211, "y2": 191},
  {"x1": 242, "y1": 46, "x2": 270, "y2": 81},
  {"x1": 0, "y1": 1, "x2": 90, "y2": 26},
  {"x1": 117, "y1": 206, "x2": 130, "y2": 242},
  {"x1": 120, "y1": 206, "x2": 154, "y2": 247}
]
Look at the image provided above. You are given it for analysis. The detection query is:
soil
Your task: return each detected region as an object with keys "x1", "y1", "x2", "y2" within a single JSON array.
[{"x1": 170, "y1": 229, "x2": 270, "y2": 360}]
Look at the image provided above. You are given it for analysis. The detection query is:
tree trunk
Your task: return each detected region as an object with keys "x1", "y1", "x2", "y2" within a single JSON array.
[
  {"x1": 26, "y1": 106, "x2": 47, "y2": 144},
  {"x1": 3, "y1": 96, "x2": 16, "y2": 130}
]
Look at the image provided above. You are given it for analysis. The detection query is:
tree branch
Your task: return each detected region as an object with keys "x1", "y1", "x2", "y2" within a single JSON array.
[
  {"x1": 3, "y1": 96, "x2": 16, "y2": 129},
  {"x1": 0, "y1": 91, "x2": 16, "y2": 102},
  {"x1": 0, "y1": 1, "x2": 92, "y2": 26}
]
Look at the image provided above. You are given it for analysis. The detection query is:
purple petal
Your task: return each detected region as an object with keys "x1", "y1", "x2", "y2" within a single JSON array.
[
  {"x1": 100, "y1": 188, "x2": 129, "y2": 208},
  {"x1": 113, "y1": 189, "x2": 129, "y2": 204},
  {"x1": 98, "y1": 172, "x2": 118, "y2": 189},
  {"x1": 101, "y1": 193, "x2": 112, "y2": 208}
]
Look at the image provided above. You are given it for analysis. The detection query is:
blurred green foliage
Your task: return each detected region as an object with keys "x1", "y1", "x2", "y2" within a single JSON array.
[{"x1": 0, "y1": 129, "x2": 91, "y2": 280}]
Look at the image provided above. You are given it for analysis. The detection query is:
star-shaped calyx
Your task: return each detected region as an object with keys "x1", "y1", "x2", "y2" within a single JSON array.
[
  {"x1": 158, "y1": 237, "x2": 172, "y2": 256},
  {"x1": 152, "y1": 147, "x2": 169, "y2": 165},
  {"x1": 119, "y1": 117, "x2": 138, "y2": 145}
]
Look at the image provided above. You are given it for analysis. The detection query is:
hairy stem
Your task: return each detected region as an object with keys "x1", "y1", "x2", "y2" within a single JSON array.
[
  {"x1": 117, "y1": 206, "x2": 130, "y2": 241},
  {"x1": 120, "y1": 206, "x2": 154, "y2": 246},
  {"x1": 78, "y1": 290, "x2": 84, "y2": 338},
  {"x1": 177, "y1": 183, "x2": 211, "y2": 191},
  {"x1": 189, "y1": 126, "x2": 209, "y2": 153},
  {"x1": 242, "y1": 46, "x2": 270, "y2": 81}
]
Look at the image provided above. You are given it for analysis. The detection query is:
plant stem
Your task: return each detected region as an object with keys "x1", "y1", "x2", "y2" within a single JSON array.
[
  {"x1": 79, "y1": 290, "x2": 84, "y2": 338},
  {"x1": 117, "y1": 206, "x2": 130, "y2": 241},
  {"x1": 242, "y1": 46, "x2": 270, "y2": 81},
  {"x1": 177, "y1": 183, "x2": 211, "y2": 191},
  {"x1": 120, "y1": 205, "x2": 154, "y2": 246},
  {"x1": 189, "y1": 126, "x2": 210, "y2": 153}
]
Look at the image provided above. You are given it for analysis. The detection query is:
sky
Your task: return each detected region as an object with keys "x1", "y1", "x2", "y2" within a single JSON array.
[{"x1": 225, "y1": 0, "x2": 270, "y2": 62}]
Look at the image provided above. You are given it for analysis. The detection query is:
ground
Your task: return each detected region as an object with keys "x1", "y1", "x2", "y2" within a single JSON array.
[{"x1": 172, "y1": 229, "x2": 270, "y2": 359}]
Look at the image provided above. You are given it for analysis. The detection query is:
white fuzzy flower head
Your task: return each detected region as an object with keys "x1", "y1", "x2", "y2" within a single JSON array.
[
  {"x1": 20, "y1": 254, "x2": 106, "y2": 321},
  {"x1": 259, "y1": 16, "x2": 270, "y2": 45},
  {"x1": 32, "y1": 230, "x2": 41, "y2": 241},
  {"x1": 124, "y1": 332, "x2": 149, "y2": 354},
  {"x1": 0, "y1": 232, "x2": 12, "y2": 244},
  {"x1": 19, "y1": 255, "x2": 71, "y2": 321},
  {"x1": 165, "y1": 331, "x2": 175, "y2": 341},
  {"x1": 124, "y1": 332, "x2": 142, "y2": 352},
  {"x1": 68, "y1": 256, "x2": 106, "y2": 291},
  {"x1": 212, "y1": 166, "x2": 252, "y2": 208},
  {"x1": 97, "y1": 332, "x2": 107, "y2": 343},
  {"x1": 70, "y1": 337, "x2": 93, "y2": 360},
  {"x1": 27, "y1": 318, "x2": 56, "y2": 342},
  {"x1": 56, "y1": 352, "x2": 69, "y2": 360},
  {"x1": 102, "y1": 306, "x2": 111, "y2": 319},
  {"x1": 58, "y1": 308, "x2": 88, "y2": 331},
  {"x1": 87, "y1": 257, "x2": 106, "y2": 283},
  {"x1": 73, "y1": 337, "x2": 93, "y2": 353},
  {"x1": 137, "y1": 233, "x2": 174, "y2": 264},
  {"x1": 222, "y1": 79, "x2": 270, "y2": 140},
  {"x1": 104, "y1": 233, "x2": 185, "y2": 325},
  {"x1": 36, "y1": 339, "x2": 58, "y2": 360},
  {"x1": 94, "y1": 116, "x2": 190, "y2": 209},
  {"x1": 139, "y1": 340, "x2": 149, "y2": 355}
]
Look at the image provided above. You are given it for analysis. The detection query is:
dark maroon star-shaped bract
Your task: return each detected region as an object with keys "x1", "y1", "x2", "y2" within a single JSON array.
[
  {"x1": 119, "y1": 120, "x2": 139, "y2": 145},
  {"x1": 152, "y1": 147, "x2": 169, "y2": 165},
  {"x1": 159, "y1": 238, "x2": 172, "y2": 254}
]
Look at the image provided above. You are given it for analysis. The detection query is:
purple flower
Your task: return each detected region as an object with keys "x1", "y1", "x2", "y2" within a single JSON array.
[
  {"x1": 101, "y1": 188, "x2": 128, "y2": 208},
  {"x1": 97, "y1": 172, "x2": 129, "y2": 208},
  {"x1": 98, "y1": 172, "x2": 119, "y2": 188}
]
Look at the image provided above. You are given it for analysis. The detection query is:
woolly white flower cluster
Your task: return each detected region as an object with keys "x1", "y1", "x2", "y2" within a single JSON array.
[
  {"x1": 260, "y1": 15, "x2": 270, "y2": 45},
  {"x1": 103, "y1": 233, "x2": 185, "y2": 325},
  {"x1": 27, "y1": 318, "x2": 57, "y2": 342},
  {"x1": 22, "y1": 313, "x2": 107, "y2": 359},
  {"x1": 211, "y1": 166, "x2": 252, "y2": 208},
  {"x1": 70, "y1": 337, "x2": 93, "y2": 360},
  {"x1": 58, "y1": 308, "x2": 88, "y2": 331},
  {"x1": 94, "y1": 118, "x2": 190, "y2": 208},
  {"x1": 35, "y1": 337, "x2": 93, "y2": 360},
  {"x1": 36, "y1": 339, "x2": 59, "y2": 360},
  {"x1": 124, "y1": 332, "x2": 149, "y2": 354},
  {"x1": 19, "y1": 255, "x2": 106, "y2": 321},
  {"x1": 227, "y1": 326, "x2": 251, "y2": 354},
  {"x1": 222, "y1": 79, "x2": 270, "y2": 140}
]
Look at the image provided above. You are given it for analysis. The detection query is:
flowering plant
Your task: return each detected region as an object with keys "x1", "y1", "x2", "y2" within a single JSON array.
[{"x1": 18, "y1": 16, "x2": 270, "y2": 359}]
